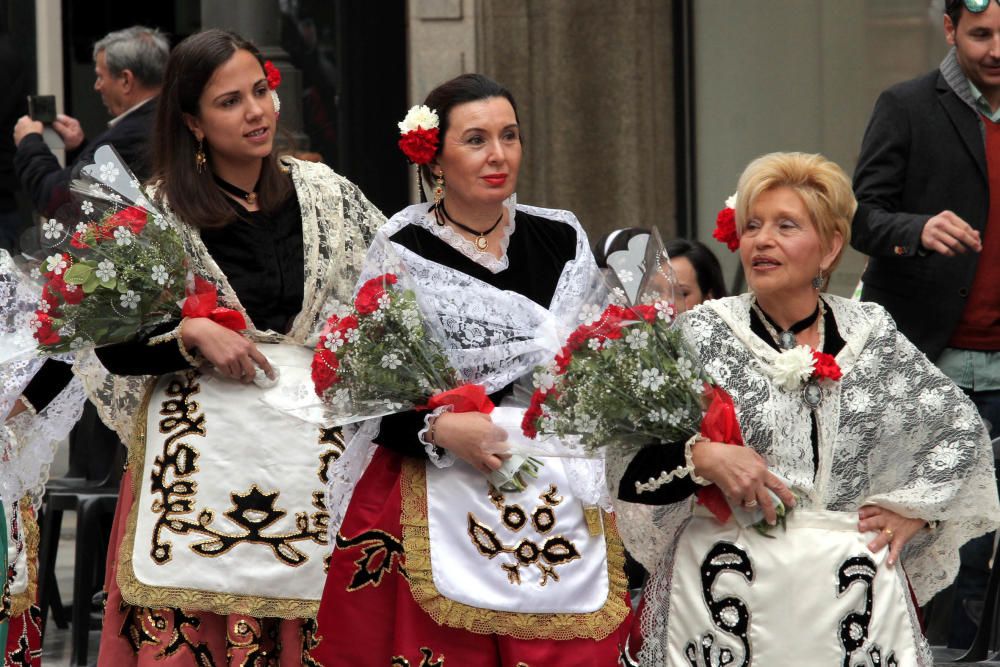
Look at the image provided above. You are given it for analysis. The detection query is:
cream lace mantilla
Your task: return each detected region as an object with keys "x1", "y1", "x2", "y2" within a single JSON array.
[
  {"x1": 75, "y1": 158, "x2": 384, "y2": 442},
  {"x1": 608, "y1": 294, "x2": 1000, "y2": 664}
]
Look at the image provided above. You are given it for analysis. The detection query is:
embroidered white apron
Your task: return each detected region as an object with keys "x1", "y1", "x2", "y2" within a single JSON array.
[
  {"x1": 120, "y1": 344, "x2": 341, "y2": 617},
  {"x1": 663, "y1": 507, "x2": 922, "y2": 666}
]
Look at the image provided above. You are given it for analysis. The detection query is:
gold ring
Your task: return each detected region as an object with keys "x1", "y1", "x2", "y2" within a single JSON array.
[
  {"x1": 883, "y1": 528, "x2": 894, "y2": 539},
  {"x1": 743, "y1": 499, "x2": 758, "y2": 508}
]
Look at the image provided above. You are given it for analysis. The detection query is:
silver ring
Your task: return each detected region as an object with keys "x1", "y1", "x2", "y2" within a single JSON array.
[{"x1": 743, "y1": 499, "x2": 758, "y2": 508}]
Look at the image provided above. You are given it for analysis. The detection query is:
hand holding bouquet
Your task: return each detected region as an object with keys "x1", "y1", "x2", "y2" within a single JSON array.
[{"x1": 311, "y1": 268, "x2": 541, "y2": 491}]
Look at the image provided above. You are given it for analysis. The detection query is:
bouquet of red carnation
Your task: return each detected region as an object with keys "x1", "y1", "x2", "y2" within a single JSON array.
[
  {"x1": 523, "y1": 230, "x2": 794, "y2": 532},
  {"x1": 0, "y1": 145, "x2": 246, "y2": 365},
  {"x1": 310, "y1": 267, "x2": 542, "y2": 491}
]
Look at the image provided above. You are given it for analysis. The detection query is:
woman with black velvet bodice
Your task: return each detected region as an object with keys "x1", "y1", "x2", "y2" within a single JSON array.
[
  {"x1": 312, "y1": 73, "x2": 631, "y2": 667},
  {"x1": 11, "y1": 30, "x2": 383, "y2": 666}
]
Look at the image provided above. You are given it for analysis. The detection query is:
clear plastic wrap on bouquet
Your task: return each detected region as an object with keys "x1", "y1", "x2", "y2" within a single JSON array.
[
  {"x1": 1, "y1": 145, "x2": 186, "y2": 364},
  {"x1": 522, "y1": 228, "x2": 711, "y2": 454}
]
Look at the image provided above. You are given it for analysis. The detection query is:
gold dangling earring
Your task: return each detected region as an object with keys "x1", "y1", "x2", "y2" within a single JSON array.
[
  {"x1": 433, "y1": 171, "x2": 445, "y2": 207},
  {"x1": 195, "y1": 139, "x2": 207, "y2": 174}
]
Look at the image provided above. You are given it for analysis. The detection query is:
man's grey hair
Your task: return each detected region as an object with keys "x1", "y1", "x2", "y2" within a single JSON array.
[{"x1": 93, "y1": 26, "x2": 170, "y2": 88}]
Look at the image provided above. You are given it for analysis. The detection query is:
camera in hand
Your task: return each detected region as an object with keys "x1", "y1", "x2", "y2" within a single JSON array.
[{"x1": 28, "y1": 95, "x2": 56, "y2": 124}]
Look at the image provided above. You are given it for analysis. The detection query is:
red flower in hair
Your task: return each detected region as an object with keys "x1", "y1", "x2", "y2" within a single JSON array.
[
  {"x1": 713, "y1": 207, "x2": 739, "y2": 252},
  {"x1": 398, "y1": 127, "x2": 440, "y2": 166},
  {"x1": 264, "y1": 61, "x2": 281, "y2": 90}
]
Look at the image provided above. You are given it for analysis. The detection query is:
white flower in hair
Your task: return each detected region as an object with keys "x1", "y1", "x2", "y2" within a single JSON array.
[
  {"x1": 725, "y1": 192, "x2": 738, "y2": 209},
  {"x1": 772, "y1": 345, "x2": 815, "y2": 390},
  {"x1": 398, "y1": 104, "x2": 439, "y2": 134}
]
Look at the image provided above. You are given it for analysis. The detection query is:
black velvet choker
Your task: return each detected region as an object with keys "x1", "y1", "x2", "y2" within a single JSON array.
[
  {"x1": 214, "y1": 174, "x2": 260, "y2": 205},
  {"x1": 433, "y1": 200, "x2": 503, "y2": 251},
  {"x1": 752, "y1": 299, "x2": 821, "y2": 350}
]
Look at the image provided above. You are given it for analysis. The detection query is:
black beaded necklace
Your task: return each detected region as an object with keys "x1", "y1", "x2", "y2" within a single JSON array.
[
  {"x1": 433, "y1": 200, "x2": 503, "y2": 251},
  {"x1": 213, "y1": 174, "x2": 260, "y2": 206}
]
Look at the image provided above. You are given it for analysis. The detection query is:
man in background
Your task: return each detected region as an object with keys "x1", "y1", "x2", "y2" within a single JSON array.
[
  {"x1": 851, "y1": 0, "x2": 1000, "y2": 650},
  {"x1": 12, "y1": 26, "x2": 168, "y2": 217}
]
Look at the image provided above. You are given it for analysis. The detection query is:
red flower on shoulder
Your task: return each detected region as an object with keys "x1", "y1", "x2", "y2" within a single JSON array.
[
  {"x1": 713, "y1": 207, "x2": 739, "y2": 252},
  {"x1": 811, "y1": 350, "x2": 842, "y2": 382}
]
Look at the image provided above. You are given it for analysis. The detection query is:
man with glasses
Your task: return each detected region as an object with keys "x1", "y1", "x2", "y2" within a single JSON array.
[{"x1": 852, "y1": 0, "x2": 1000, "y2": 651}]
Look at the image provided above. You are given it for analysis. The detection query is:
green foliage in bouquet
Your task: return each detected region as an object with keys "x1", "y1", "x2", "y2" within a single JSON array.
[
  {"x1": 522, "y1": 301, "x2": 711, "y2": 455},
  {"x1": 33, "y1": 205, "x2": 185, "y2": 353},
  {"x1": 311, "y1": 273, "x2": 460, "y2": 412}
]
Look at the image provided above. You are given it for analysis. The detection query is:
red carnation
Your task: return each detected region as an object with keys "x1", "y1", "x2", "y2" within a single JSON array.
[
  {"x1": 311, "y1": 348, "x2": 340, "y2": 395},
  {"x1": 811, "y1": 350, "x2": 842, "y2": 382},
  {"x1": 626, "y1": 304, "x2": 658, "y2": 323},
  {"x1": 60, "y1": 283, "x2": 85, "y2": 305},
  {"x1": 398, "y1": 127, "x2": 440, "y2": 165},
  {"x1": 336, "y1": 314, "x2": 359, "y2": 335},
  {"x1": 108, "y1": 206, "x2": 148, "y2": 235},
  {"x1": 33, "y1": 311, "x2": 60, "y2": 346},
  {"x1": 264, "y1": 61, "x2": 282, "y2": 90},
  {"x1": 713, "y1": 207, "x2": 739, "y2": 252},
  {"x1": 522, "y1": 390, "x2": 547, "y2": 439},
  {"x1": 355, "y1": 273, "x2": 398, "y2": 315}
]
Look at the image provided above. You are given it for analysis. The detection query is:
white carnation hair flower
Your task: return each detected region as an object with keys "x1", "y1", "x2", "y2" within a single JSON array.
[
  {"x1": 398, "y1": 104, "x2": 439, "y2": 134},
  {"x1": 725, "y1": 192, "x2": 738, "y2": 210}
]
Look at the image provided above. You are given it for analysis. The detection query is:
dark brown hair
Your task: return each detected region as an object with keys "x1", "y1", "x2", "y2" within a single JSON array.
[
  {"x1": 152, "y1": 29, "x2": 292, "y2": 228},
  {"x1": 419, "y1": 73, "x2": 521, "y2": 190}
]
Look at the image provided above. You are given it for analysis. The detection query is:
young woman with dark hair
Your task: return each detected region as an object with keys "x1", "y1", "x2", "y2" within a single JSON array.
[{"x1": 68, "y1": 29, "x2": 386, "y2": 664}]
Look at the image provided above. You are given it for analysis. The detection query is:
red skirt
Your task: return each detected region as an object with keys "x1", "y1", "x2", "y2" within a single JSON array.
[
  {"x1": 313, "y1": 448, "x2": 632, "y2": 666},
  {"x1": 97, "y1": 472, "x2": 322, "y2": 666},
  {"x1": 4, "y1": 607, "x2": 42, "y2": 667}
]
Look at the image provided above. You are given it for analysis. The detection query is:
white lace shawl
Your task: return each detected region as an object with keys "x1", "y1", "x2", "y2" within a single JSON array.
[
  {"x1": 0, "y1": 252, "x2": 87, "y2": 510},
  {"x1": 73, "y1": 158, "x2": 385, "y2": 443},
  {"x1": 325, "y1": 201, "x2": 611, "y2": 540},
  {"x1": 609, "y1": 293, "x2": 1000, "y2": 662}
]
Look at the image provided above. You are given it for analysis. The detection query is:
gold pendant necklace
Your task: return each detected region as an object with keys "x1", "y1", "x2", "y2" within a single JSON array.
[{"x1": 435, "y1": 201, "x2": 503, "y2": 251}]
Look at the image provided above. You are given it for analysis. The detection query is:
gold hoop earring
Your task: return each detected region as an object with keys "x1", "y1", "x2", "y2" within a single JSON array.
[
  {"x1": 433, "y1": 171, "x2": 445, "y2": 206},
  {"x1": 195, "y1": 139, "x2": 207, "y2": 174}
]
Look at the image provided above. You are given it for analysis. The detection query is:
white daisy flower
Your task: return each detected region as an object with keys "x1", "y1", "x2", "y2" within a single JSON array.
[
  {"x1": 37, "y1": 299, "x2": 51, "y2": 313},
  {"x1": 152, "y1": 214, "x2": 169, "y2": 230},
  {"x1": 625, "y1": 328, "x2": 649, "y2": 350},
  {"x1": 617, "y1": 269, "x2": 635, "y2": 284},
  {"x1": 578, "y1": 303, "x2": 602, "y2": 324},
  {"x1": 587, "y1": 337, "x2": 604, "y2": 351},
  {"x1": 331, "y1": 388, "x2": 351, "y2": 407},
  {"x1": 324, "y1": 331, "x2": 344, "y2": 351},
  {"x1": 80, "y1": 200, "x2": 94, "y2": 216},
  {"x1": 119, "y1": 290, "x2": 140, "y2": 309},
  {"x1": 380, "y1": 352, "x2": 402, "y2": 370},
  {"x1": 95, "y1": 260, "x2": 116, "y2": 282},
  {"x1": 151, "y1": 264, "x2": 169, "y2": 285},
  {"x1": 654, "y1": 300, "x2": 675, "y2": 322},
  {"x1": 98, "y1": 161, "x2": 120, "y2": 183},
  {"x1": 75, "y1": 222, "x2": 88, "y2": 235},
  {"x1": 45, "y1": 254, "x2": 67, "y2": 275},
  {"x1": 42, "y1": 219, "x2": 64, "y2": 240},
  {"x1": 639, "y1": 368, "x2": 665, "y2": 391},
  {"x1": 533, "y1": 369, "x2": 556, "y2": 391},
  {"x1": 676, "y1": 356, "x2": 694, "y2": 378},
  {"x1": 344, "y1": 327, "x2": 359, "y2": 344},
  {"x1": 113, "y1": 227, "x2": 133, "y2": 246}
]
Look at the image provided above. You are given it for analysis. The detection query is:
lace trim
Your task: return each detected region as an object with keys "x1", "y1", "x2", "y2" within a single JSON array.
[
  {"x1": 9, "y1": 499, "x2": 38, "y2": 617},
  {"x1": 419, "y1": 406, "x2": 455, "y2": 469},
  {"x1": 634, "y1": 435, "x2": 710, "y2": 495},
  {"x1": 116, "y1": 388, "x2": 319, "y2": 619},
  {"x1": 398, "y1": 458, "x2": 629, "y2": 640},
  {"x1": 410, "y1": 197, "x2": 517, "y2": 274}
]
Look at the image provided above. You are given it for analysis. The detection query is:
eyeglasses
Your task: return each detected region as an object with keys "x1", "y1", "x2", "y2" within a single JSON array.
[{"x1": 950, "y1": 0, "x2": 1000, "y2": 13}]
